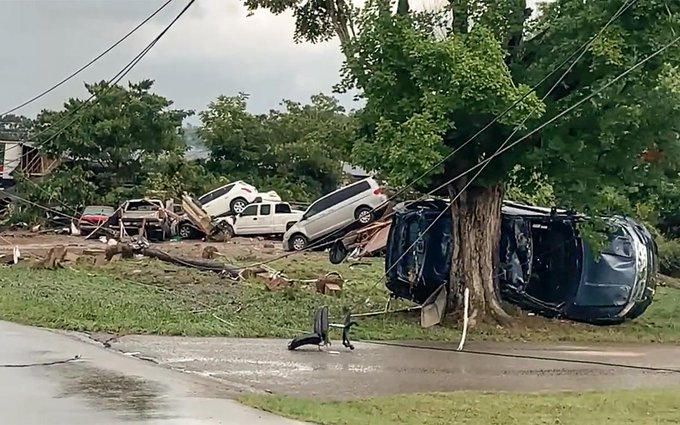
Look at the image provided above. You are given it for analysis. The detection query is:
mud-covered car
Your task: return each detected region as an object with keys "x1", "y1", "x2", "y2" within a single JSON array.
[
  {"x1": 120, "y1": 198, "x2": 171, "y2": 241},
  {"x1": 385, "y1": 200, "x2": 658, "y2": 325}
]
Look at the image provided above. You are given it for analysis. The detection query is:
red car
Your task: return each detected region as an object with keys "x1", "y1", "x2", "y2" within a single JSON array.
[{"x1": 78, "y1": 205, "x2": 115, "y2": 235}]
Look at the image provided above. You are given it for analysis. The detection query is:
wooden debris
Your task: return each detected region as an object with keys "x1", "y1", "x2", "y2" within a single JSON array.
[
  {"x1": 39, "y1": 245, "x2": 67, "y2": 269},
  {"x1": 105, "y1": 244, "x2": 134, "y2": 260},
  {"x1": 264, "y1": 276, "x2": 291, "y2": 292},
  {"x1": 315, "y1": 272, "x2": 344, "y2": 296},
  {"x1": 202, "y1": 246, "x2": 219, "y2": 259}
]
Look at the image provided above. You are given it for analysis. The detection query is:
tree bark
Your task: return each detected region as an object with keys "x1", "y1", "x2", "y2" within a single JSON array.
[{"x1": 448, "y1": 181, "x2": 511, "y2": 326}]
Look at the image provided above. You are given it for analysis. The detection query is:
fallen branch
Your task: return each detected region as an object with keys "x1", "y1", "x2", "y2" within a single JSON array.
[{"x1": 137, "y1": 247, "x2": 265, "y2": 278}]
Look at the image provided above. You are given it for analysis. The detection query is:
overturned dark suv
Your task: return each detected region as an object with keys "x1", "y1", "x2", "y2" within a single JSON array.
[{"x1": 385, "y1": 200, "x2": 658, "y2": 325}]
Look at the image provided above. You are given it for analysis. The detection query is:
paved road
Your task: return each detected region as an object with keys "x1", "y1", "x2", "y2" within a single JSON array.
[
  {"x1": 0, "y1": 321, "x2": 304, "y2": 425},
  {"x1": 106, "y1": 336, "x2": 680, "y2": 400}
]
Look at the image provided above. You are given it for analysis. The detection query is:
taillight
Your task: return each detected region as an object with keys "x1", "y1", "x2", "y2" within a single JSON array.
[{"x1": 373, "y1": 187, "x2": 383, "y2": 195}]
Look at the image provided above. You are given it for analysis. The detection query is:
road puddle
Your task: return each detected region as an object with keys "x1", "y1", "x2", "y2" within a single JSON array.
[{"x1": 54, "y1": 364, "x2": 175, "y2": 421}]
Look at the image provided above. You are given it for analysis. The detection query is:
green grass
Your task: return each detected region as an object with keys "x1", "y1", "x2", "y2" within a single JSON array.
[
  {"x1": 0, "y1": 254, "x2": 678, "y2": 343},
  {"x1": 241, "y1": 389, "x2": 680, "y2": 425}
]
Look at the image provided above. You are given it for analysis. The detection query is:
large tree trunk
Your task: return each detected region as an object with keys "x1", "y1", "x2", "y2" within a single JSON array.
[{"x1": 448, "y1": 181, "x2": 511, "y2": 326}]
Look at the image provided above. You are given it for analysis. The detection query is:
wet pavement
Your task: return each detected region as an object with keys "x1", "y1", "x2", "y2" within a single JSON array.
[
  {"x1": 0, "y1": 321, "x2": 305, "y2": 424},
  {"x1": 107, "y1": 336, "x2": 680, "y2": 400}
]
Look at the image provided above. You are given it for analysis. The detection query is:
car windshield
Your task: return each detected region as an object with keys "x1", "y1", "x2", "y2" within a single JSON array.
[
  {"x1": 82, "y1": 206, "x2": 114, "y2": 215},
  {"x1": 127, "y1": 201, "x2": 161, "y2": 211}
]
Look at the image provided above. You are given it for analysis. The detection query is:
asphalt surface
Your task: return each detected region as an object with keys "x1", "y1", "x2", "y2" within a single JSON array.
[
  {"x1": 0, "y1": 321, "x2": 304, "y2": 424},
  {"x1": 107, "y1": 336, "x2": 680, "y2": 400}
]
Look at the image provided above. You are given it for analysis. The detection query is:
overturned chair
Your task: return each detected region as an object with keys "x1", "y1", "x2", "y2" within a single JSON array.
[{"x1": 288, "y1": 306, "x2": 358, "y2": 351}]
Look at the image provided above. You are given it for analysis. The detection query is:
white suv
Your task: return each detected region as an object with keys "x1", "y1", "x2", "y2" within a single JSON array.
[
  {"x1": 283, "y1": 178, "x2": 387, "y2": 251},
  {"x1": 198, "y1": 181, "x2": 281, "y2": 217}
]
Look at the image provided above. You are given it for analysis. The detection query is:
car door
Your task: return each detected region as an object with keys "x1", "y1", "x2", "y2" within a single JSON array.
[
  {"x1": 273, "y1": 203, "x2": 294, "y2": 233},
  {"x1": 334, "y1": 181, "x2": 372, "y2": 227},
  {"x1": 256, "y1": 204, "x2": 274, "y2": 233},
  {"x1": 300, "y1": 194, "x2": 339, "y2": 240},
  {"x1": 234, "y1": 204, "x2": 259, "y2": 235}
]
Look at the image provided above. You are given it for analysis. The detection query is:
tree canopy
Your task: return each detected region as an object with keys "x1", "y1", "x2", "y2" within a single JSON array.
[
  {"x1": 28, "y1": 80, "x2": 195, "y2": 207},
  {"x1": 249, "y1": 0, "x2": 680, "y2": 322},
  {"x1": 200, "y1": 93, "x2": 354, "y2": 200},
  {"x1": 516, "y1": 0, "x2": 680, "y2": 217}
]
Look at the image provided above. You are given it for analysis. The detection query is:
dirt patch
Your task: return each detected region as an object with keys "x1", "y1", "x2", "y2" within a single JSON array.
[{"x1": 0, "y1": 230, "x2": 288, "y2": 262}]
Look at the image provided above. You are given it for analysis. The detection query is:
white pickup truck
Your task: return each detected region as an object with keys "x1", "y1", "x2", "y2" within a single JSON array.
[{"x1": 219, "y1": 202, "x2": 303, "y2": 237}]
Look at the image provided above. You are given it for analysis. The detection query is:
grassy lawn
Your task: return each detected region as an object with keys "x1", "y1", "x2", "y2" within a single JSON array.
[
  {"x1": 241, "y1": 389, "x2": 680, "y2": 425},
  {"x1": 0, "y1": 253, "x2": 678, "y2": 343}
]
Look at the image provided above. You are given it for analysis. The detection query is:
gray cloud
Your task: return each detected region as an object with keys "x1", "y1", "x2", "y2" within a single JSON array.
[{"x1": 1, "y1": 0, "x2": 544, "y2": 120}]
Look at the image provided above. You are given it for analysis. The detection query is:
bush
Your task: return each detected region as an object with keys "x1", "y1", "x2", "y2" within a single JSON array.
[{"x1": 657, "y1": 236, "x2": 680, "y2": 277}]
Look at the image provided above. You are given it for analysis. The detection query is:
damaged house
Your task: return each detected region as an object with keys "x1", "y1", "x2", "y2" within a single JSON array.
[{"x1": 385, "y1": 200, "x2": 658, "y2": 325}]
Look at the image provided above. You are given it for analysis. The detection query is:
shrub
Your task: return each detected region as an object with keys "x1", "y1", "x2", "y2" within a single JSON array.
[{"x1": 657, "y1": 236, "x2": 680, "y2": 277}]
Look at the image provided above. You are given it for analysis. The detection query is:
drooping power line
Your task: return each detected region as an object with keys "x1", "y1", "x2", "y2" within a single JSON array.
[{"x1": 0, "y1": 0, "x2": 175, "y2": 118}]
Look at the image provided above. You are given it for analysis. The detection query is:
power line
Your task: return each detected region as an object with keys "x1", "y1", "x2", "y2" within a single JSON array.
[
  {"x1": 366, "y1": 341, "x2": 680, "y2": 374},
  {"x1": 4, "y1": 192, "x2": 81, "y2": 222},
  {"x1": 28, "y1": 0, "x2": 196, "y2": 148},
  {"x1": 3, "y1": 0, "x2": 197, "y2": 218},
  {"x1": 0, "y1": 0, "x2": 174, "y2": 118},
  {"x1": 1, "y1": 0, "x2": 189, "y2": 158},
  {"x1": 372, "y1": 29, "x2": 680, "y2": 291},
  {"x1": 246, "y1": 0, "x2": 639, "y2": 269}
]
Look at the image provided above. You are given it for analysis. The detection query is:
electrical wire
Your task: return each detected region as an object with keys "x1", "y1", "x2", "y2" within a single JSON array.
[
  {"x1": 371, "y1": 30, "x2": 680, "y2": 290},
  {"x1": 246, "y1": 0, "x2": 639, "y2": 269},
  {"x1": 4, "y1": 192, "x2": 81, "y2": 222},
  {"x1": 1, "y1": 0, "x2": 196, "y2": 219},
  {"x1": 0, "y1": 0, "x2": 191, "y2": 169},
  {"x1": 365, "y1": 341, "x2": 680, "y2": 374},
  {"x1": 0, "y1": 0, "x2": 174, "y2": 117},
  {"x1": 0, "y1": 355, "x2": 81, "y2": 368},
  {"x1": 27, "y1": 0, "x2": 196, "y2": 147}
]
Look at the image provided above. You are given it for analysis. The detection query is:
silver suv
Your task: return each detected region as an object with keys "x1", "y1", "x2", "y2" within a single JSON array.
[{"x1": 283, "y1": 178, "x2": 387, "y2": 251}]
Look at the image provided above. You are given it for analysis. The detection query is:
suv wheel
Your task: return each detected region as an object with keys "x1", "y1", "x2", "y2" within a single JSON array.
[
  {"x1": 230, "y1": 198, "x2": 248, "y2": 214},
  {"x1": 356, "y1": 207, "x2": 373, "y2": 225},
  {"x1": 291, "y1": 234, "x2": 308, "y2": 251}
]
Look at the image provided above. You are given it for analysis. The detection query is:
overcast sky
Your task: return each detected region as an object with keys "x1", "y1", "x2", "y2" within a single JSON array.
[{"x1": 0, "y1": 0, "x2": 542, "y2": 121}]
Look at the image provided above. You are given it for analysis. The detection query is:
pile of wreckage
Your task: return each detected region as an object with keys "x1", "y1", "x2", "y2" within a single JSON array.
[{"x1": 21, "y1": 233, "x2": 348, "y2": 298}]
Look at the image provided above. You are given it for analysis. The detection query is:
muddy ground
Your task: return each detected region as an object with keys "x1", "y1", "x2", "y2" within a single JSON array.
[{"x1": 0, "y1": 230, "x2": 291, "y2": 261}]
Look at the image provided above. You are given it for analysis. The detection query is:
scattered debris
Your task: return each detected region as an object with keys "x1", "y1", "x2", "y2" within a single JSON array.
[
  {"x1": 12, "y1": 246, "x2": 20, "y2": 265},
  {"x1": 104, "y1": 243, "x2": 134, "y2": 260},
  {"x1": 264, "y1": 276, "x2": 291, "y2": 292},
  {"x1": 202, "y1": 246, "x2": 219, "y2": 259},
  {"x1": 39, "y1": 245, "x2": 68, "y2": 269},
  {"x1": 70, "y1": 222, "x2": 81, "y2": 236},
  {"x1": 288, "y1": 306, "x2": 357, "y2": 351},
  {"x1": 315, "y1": 272, "x2": 344, "y2": 295},
  {"x1": 329, "y1": 219, "x2": 391, "y2": 264}
]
